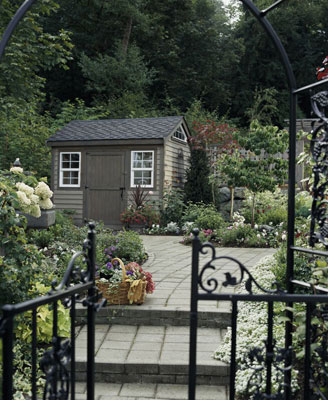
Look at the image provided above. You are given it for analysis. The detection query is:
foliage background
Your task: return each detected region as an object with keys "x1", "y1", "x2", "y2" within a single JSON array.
[{"x1": 0, "y1": 0, "x2": 326, "y2": 177}]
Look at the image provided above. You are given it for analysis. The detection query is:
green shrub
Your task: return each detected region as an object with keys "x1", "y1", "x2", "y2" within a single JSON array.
[
  {"x1": 295, "y1": 191, "x2": 312, "y2": 218},
  {"x1": 97, "y1": 229, "x2": 147, "y2": 266},
  {"x1": 219, "y1": 224, "x2": 255, "y2": 246},
  {"x1": 183, "y1": 202, "x2": 225, "y2": 231},
  {"x1": 241, "y1": 188, "x2": 287, "y2": 226},
  {"x1": 258, "y1": 207, "x2": 287, "y2": 226},
  {"x1": 160, "y1": 186, "x2": 185, "y2": 226}
]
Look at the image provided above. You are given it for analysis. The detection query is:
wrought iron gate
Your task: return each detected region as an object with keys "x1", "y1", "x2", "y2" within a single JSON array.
[
  {"x1": 188, "y1": 0, "x2": 328, "y2": 399},
  {"x1": 0, "y1": 223, "x2": 105, "y2": 400}
]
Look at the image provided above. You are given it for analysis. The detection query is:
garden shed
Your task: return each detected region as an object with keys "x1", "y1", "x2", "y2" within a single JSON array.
[{"x1": 47, "y1": 116, "x2": 191, "y2": 227}]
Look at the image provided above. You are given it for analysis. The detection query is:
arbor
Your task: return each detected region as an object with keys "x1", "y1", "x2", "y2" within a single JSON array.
[
  {"x1": 230, "y1": 0, "x2": 328, "y2": 122},
  {"x1": 0, "y1": 0, "x2": 73, "y2": 104}
]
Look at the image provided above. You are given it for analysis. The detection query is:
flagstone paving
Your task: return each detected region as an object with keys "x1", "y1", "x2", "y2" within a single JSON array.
[{"x1": 75, "y1": 235, "x2": 276, "y2": 399}]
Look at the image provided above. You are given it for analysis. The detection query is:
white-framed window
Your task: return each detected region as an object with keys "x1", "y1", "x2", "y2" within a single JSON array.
[
  {"x1": 131, "y1": 150, "x2": 154, "y2": 187},
  {"x1": 173, "y1": 125, "x2": 187, "y2": 142},
  {"x1": 59, "y1": 152, "x2": 81, "y2": 187}
]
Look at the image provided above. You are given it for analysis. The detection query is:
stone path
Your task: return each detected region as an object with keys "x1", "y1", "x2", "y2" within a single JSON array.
[{"x1": 75, "y1": 235, "x2": 276, "y2": 399}]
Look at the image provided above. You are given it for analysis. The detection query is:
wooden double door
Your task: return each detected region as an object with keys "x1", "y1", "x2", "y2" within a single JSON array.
[{"x1": 85, "y1": 152, "x2": 126, "y2": 226}]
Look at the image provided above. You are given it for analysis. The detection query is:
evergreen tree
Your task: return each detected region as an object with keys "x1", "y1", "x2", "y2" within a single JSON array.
[{"x1": 184, "y1": 149, "x2": 212, "y2": 204}]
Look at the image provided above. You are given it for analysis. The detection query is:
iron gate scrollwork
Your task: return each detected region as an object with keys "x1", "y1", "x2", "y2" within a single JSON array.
[
  {"x1": 188, "y1": 0, "x2": 328, "y2": 399},
  {"x1": 0, "y1": 223, "x2": 106, "y2": 400}
]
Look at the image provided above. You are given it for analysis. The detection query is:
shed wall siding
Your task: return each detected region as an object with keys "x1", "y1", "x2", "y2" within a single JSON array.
[
  {"x1": 52, "y1": 148, "x2": 84, "y2": 224},
  {"x1": 53, "y1": 190, "x2": 84, "y2": 224},
  {"x1": 163, "y1": 136, "x2": 190, "y2": 189}
]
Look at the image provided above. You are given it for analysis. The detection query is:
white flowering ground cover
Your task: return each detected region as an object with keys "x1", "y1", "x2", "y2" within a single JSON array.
[{"x1": 214, "y1": 255, "x2": 299, "y2": 397}]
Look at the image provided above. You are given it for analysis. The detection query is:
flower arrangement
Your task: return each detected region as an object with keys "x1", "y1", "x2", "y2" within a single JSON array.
[{"x1": 96, "y1": 258, "x2": 155, "y2": 304}]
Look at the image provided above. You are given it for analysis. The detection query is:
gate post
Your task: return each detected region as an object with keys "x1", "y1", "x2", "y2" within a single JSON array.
[
  {"x1": 188, "y1": 229, "x2": 201, "y2": 400},
  {"x1": 87, "y1": 223, "x2": 96, "y2": 400}
]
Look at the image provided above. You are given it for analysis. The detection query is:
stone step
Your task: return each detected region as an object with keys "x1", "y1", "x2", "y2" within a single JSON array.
[
  {"x1": 74, "y1": 382, "x2": 228, "y2": 399},
  {"x1": 76, "y1": 304, "x2": 231, "y2": 329},
  {"x1": 75, "y1": 324, "x2": 229, "y2": 386}
]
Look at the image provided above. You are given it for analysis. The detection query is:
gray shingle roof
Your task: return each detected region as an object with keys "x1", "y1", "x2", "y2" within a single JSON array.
[{"x1": 47, "y1": 116, "x2": 185, "y2": 143}]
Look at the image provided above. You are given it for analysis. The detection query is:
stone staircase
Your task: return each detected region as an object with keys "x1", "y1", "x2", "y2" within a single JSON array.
[
  {"x1": 73, "y1": 236, "x2": 275, "y2": 399},
  {"x1": 74, "y1": 310, "x2": 230, "y2": 399}
]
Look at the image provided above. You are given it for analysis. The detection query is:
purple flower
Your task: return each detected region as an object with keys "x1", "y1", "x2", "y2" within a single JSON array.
[
  {"x1": 116, "y1": 239, "x2": 119, "y2": 243},
  {"x1": 106, "y1": 262, "x2": 113, "y2": 270},
  {"x1": 110, "y1": 246, "x2": 116, "y2": 251},
  {"x1": 126, "y1": 270, "x2": 133, "y2": 276}
]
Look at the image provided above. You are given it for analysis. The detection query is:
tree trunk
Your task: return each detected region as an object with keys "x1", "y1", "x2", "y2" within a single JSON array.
[
  {"x1": 122, "y1": 17, "x2": 133, "y2": 56},
  {"x1": 229, "y1": 186, "x2": 234, "y2": 220}
]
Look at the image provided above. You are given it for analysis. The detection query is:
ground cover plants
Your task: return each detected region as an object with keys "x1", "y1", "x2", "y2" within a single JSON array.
[{"x1": 214, "y1": 212, "x2": 328, "y2": 398}]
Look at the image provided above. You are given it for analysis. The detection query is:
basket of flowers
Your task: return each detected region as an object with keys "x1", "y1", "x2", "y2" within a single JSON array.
[{"x1": 96, "y1": 258, "x2": 155, "y2": 305}]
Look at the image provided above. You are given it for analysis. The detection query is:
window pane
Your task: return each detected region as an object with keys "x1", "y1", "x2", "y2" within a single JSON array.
[
  {"x1": 71, "y1": 154, "x2": 80, "y2": 162},
  {"x1": 134, "y1": 171, "x2": 142, "y2": 179},
  {"x1": 142, "y1": 171, "x2": 152, "y2": 179},
  {"x1": 133, "y1": 152, "x2": 142, "y2": 161},
  {"x1": 133, "y1": 161, "x2": 142, "y2": 169},
  {"x1": 71, "y1": 161, "x2": 79, "y2": 169},
  {"x1": 143, "y1": 161, "x2": 152, "y2": 168},
  {"x1": 62, "y1": 161, "x2": 70, "y2": 169},
  {"x1": 62, "y1": 154, "x2": 70, "y2": 162},
  {"x1": 143, "y1": 152, "x2": 153, "y2": 161}
]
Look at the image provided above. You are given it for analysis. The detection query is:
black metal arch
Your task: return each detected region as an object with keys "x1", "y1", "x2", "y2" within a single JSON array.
[{"x1": 0, "y1": 0, "x2": 38, "y2": 62}]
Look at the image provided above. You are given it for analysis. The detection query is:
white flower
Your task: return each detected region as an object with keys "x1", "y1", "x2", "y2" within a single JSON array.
[
  {"x1": 281, "y1": 233, "x2": 286, "y2": 240},
  {"x1": 254, "y1": 224, "x2": 258, "y2": 229},
  {"x1": 16, "y1": 182, "x2": 34, "y2": 196},
  {"x1": 35, "y1": 182, "x2": 53, "y2": 200},
  {"x1": 16, "y1": 191, "x2": 31, "y2": 206},
  {"x1": 10, "y1": 166, "x2": 23, "y2": 174},
  {"x1": 256, "y1": 234, "x2": 261, "y2": 239},
  {"x1": 39, "y1": 198, "x2": 53, "y2": 210},
  {"x1": 29, "y1": 194, "x2": 39, "y2": 205},
  {"x1": 28, "y1": 204, "x2": 41, "y2": 218}
]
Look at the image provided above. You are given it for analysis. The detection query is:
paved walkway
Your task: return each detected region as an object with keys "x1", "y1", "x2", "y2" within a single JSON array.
[
  {"x1": 75, "y1": 236, "x2": 276, "y2": 399},
  {"x1": 140, "y1": 235, "x2": 276, "y2": 311}
]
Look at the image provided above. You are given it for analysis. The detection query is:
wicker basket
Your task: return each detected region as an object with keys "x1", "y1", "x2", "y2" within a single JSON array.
[{"x1": 96, "y1": 258, "x2": 146, "y2": 305}]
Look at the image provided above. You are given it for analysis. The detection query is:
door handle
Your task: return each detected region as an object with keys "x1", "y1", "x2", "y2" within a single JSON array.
[{"x1": 120, "y1": 187, "x2": 125, "y2": 200}]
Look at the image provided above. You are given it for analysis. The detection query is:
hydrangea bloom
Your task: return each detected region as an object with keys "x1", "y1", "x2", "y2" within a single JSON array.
[
  {"x1": 39, "y1": 198, "x2": 53, "y2": 210},
  {"x1": 16, "y1": 191, "x2": 31, "y2": 206},
  {"x1": 16, "y1": 182, "x2": 34, "y2": 196},
  {"x1": 10, "y1": 166, "x2": 23, "y2": 174},
  {"x1": 35, "y1": 182, "x2": 53, "y2": 201},
  {"x1": 14, "y1": 178, "x2": 53, "y2": 217}
]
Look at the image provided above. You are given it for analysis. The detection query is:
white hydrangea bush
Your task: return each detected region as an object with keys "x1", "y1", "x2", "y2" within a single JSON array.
[
  {"x1": 214, "y1": 255, "x2": 299, "y2": 396},
  {"x1": 15, "y1": 180, "x2": 53, "y2": 218}
]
